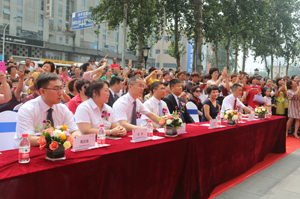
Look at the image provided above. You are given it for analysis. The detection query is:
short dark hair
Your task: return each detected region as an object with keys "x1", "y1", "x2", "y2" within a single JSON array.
[
  {"x1": 191, "y1": 85, "x2": 201, "y2": 93},
  {"x1": 110, "y1": 76, "x2": 121, "y2": 86},
  {"x1": 248, "y1": 76, "x2": 257, "y2": 84},
  {"x1": 67, "y1": 78, "x2": 78, "y2": 92},
  {"x1": 24, "y1": 70, "x2": 30, "y2": 74},
  {"x1": 75, "y1": 78, "x2": 90, "y2": 93},
  {"x1": 232, "y1": 83, "x2": 242, "y2": 91},
  {"x1": 163, "y1": 81, "x2": 170, "y2": 87},
  {"x1": 148, "y1": 67, "x2": 156, "y2": 74},
  {"x1": 7, "y1": 65, "x2": 17, "y2": 74},
  {"x1": 287, "y1": 80, "x2": 293, "y2": 90},
  {"x1": 191, "y1": 72, "x2": 199, "y2": 77},
  {"x1": 163, "y1": 72, "x2": 169, "y2": 77},
  {"x1": 150, "y1": 81, "x2": 163, "y2": 93},
  {"x1": 85, "y1": 79, "x2": 109, "y2": 98},
  {"x1": 25, "y1": 58, "x2": 31, "y2": 61},
  {"x1": 133, "y1": 70, "x2": 142, "y2": 77},
  {"x1": 209, "y1": 67, "x2": 219, "y2": 76},
  {"x1": 61, "y1": 67, "x2": 68, "y2": 72},
  {"x1": 207, "y1": 85, "x2": 219, "y2": 94},
  {"x1": 170, "y1": 78, "x2": 182, "y2": 88},
  {"x1": 36, "y1": 72, "x2": 60, "y2": 90},
  {"x1": 276, "y1": 77, "x2": 283, "y2": 88},
  {"x1": 42, "y1": 61, "x2": 56, "y2": 72},
  {"x1": 81, "y1": 62, "x2": 90, "y2": 72},
  {"x1": 291, "y1": 75, "x2": 298, "y2": 80},
  {"x1": 262, "y1": 87, "x2": 271, "y2": 97}
]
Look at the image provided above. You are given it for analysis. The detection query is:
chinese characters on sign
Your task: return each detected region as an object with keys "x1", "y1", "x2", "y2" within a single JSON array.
[{"x1": 72, "y1": 10, "x2": 94, "y2": 30}]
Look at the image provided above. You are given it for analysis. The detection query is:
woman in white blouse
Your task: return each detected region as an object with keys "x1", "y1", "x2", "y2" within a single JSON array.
[{"x1": 75, "y1": 79, "x2": 127, "y2": 136}]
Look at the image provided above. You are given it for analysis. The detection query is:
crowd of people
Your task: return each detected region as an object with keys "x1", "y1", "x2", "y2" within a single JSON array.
[{"x1": 0, "y1": 56, "x2": 299, "y2": 147}]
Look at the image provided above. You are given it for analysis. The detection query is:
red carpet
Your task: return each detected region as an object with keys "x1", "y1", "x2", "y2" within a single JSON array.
[{"x1": 209, "y1": 135, "x2": 300, "y2": 198}]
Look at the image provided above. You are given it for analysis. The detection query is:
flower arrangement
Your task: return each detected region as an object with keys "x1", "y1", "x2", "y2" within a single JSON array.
[
  {"x1": 254, "y1": 106, "x2": 269, "y2": 116},
  {"x1": 102, "y1": 110, "x2": 110, "y2": 121},
  {"x1": 158, "y1": 109, "x2": 182, "y2": 129},
  {"x1": 180, "y1": 102, "x2": 185, "y2": 113},
  {"x1": 136, "y1": 111, "x2": 142, "y2": 119},
  {"x1": 223, "y1": 109, "x2": 239, "y2": 122},
  {"x1": 37, "y1": 120, "x2": 73, "y2": 151},
  {"x1": 162, "y1": 108, "x2": 168, "y2": 116}
]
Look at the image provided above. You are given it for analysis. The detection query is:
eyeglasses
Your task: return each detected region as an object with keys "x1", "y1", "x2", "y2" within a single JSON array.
[
  {"x1": 195, "y1": 90, "x2": 201, "y2": 93},
  {"x1": 43, "y1": 87, "x2": 64, "y2": 92}
]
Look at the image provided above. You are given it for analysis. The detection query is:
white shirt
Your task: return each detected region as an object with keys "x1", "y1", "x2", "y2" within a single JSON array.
[
  {"x1": 109, "y1": 88, "x2": 120, "y2": 98},
  {"x1": 75, "y1": 98, "x2": 117, "y2": 130},
  {"x1": 14, "y1": 96, "x2": 78, "y2": 148},
  {"x1": 113, "y1": 93, "x2": 150, "y2": 124},
  {"x1": 264, "y1": 96, "x2": 272, "y2": 106},
  {"x1": 221, "y1": 94, "x2": 245, "y2": 116},
  {"x1": 141, "y1": 96, "x2": 169, "y2": 126}
]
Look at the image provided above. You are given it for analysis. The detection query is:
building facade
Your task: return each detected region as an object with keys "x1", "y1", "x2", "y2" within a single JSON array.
[{"x1": 0, "y1": 0, "x2": 155, "y2": 67}]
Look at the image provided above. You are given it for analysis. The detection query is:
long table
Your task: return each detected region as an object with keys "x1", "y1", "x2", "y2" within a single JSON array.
[{"x1": 0, "y1": 116, "x2": 286, "y2": 199}]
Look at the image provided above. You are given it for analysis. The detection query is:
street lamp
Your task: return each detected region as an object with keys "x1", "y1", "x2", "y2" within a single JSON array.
[
  {"x1": 254, "y1": 68, "x2": 259, "y2": 75},
  {"x1": 142, "y1": 45, "x2": 150, "y2": 69},
  {"x1": 2, "y1": 16, "x2": 18, "y2": 62}
]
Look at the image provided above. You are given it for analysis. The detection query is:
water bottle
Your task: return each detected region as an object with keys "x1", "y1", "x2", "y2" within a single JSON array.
[
  {"x1": 147, "y1": 120, "x2": 153, "y2": 139},
  {"x1": 19, "y1": 134, "x2": 30, "y2": 164},
  {"x1": 238, "y1": 111, "x2": 242, "y2": 122},
  {"x1": 97, "y1": 124, "x2": 106, "y2": 147},
  {"x1": 217, "y1": 113, "x2": 221, "y2": 126}
]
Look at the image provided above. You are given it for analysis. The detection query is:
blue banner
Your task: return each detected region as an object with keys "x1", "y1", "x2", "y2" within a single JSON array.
[
  {"x1": 72, "y1": 10, "x2": 94, "y2": 30},
  {"x1": 186, "y1": 40, "x2": 194, "y2": 73}
]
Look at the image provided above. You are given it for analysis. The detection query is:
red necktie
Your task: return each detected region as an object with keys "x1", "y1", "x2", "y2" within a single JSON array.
[{"x1": 234, "y1": 99, "x2": 237, "y2": 110}]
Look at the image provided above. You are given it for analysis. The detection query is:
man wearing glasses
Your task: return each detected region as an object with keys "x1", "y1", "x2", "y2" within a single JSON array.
[
  {"x1": 14, "y1": 73, "x2": 81, "y2": 148},
  {"x1": 113, "y1": 76, "x2": 160, "y2": 132}
]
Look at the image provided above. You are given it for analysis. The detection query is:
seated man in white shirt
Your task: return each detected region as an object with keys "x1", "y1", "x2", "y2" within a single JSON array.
[
  {"x1": 14, "y1": 73, "x2": 81, "y2": 147},
  {"x1": 113, "y1": 76, "x2": 160, "y2": 132},
  {"x1": 221, "y1": 83, "x2": 252, "y2": 116},
  {"x1": 141, "y1": 81, "x2": 170, "y2": 127}
]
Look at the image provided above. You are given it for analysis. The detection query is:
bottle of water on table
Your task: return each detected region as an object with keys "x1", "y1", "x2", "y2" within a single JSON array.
[
  {"x1": 217, "y1": 113, "x2": 221, "y2": 126},
  {"x1": 97, "y1": 124, "x2": 106, "y2": 147},
  {"x1": 19, "y1": 134, "x2": 30, "y2": 163},
  {"x1": 147, "y1": 120, "x2": 153, "y2": 139}
]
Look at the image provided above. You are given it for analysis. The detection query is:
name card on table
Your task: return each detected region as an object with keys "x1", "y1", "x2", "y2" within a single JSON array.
[
  {"x1": 131, "y1": 128, "x2": 148, "y2": 143},
  {"x1": 71, "y1": 134, "x2": 95, "y2": 152},
  {"x1": 209, "y1": 119, "x2": 218, "y2": 129},
  {"x1": 177, "y1": 123, "x2": 187, "y2": 135}
]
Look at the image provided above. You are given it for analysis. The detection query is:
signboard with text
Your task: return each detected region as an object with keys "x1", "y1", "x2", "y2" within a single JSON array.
[
  {"x1": 72, "y1": 10, "x2": 94, "y2": 30},
  {"x1": 186, "y1": 40, "x2": 193, "y2": 73}
]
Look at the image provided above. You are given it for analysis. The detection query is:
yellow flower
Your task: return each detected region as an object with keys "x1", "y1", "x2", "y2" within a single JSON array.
[
  {"x1": 258, "y1": 109, "x2": 262, "y2": 113},
  {"x1": 231, "y1": 112, "x2": 234, "y2": 116},
  {"x1": 63, "y1": 141, "x2": 71, "y2": 150},
  {"x1": 224, "y1": 115, "x2": 228, "y2": 119},
  {"x1": 62, "y1": 124, "x2": 68, "y2": 131},
  {"x1": 60, "y1": 134, "x2": 67, "y2": 140}
]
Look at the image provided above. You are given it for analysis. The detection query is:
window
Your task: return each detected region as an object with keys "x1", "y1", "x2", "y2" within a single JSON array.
[
  {"x1": 80, "y1": 29, "x2": 84, "y2": 35},
  {"x1": 163, "y1": 63, "x2": 177, "y2": 68},
  {"x1": 39, "y1": 0, "x2": 44, "y2": 10},
  {"x1": 58, "y1": 5, "x2": 63, "y2": 16},
  {"x1": 65, "y1": 23, "x2": 69, "y2": 32},
  {"x1": 115, "y1": 45, "x2": 118, "y2": 52},
  {"x1": 66, "y1": 0, "x2": 70, "y2": 21},
  {"x1": 95, "y1": 33, "x2": 98, "y2": 38},
  {"x1": 49, "y1": 19, "x2": 54, "y2": 30},
  {"x1": 17, "y1": 0, "x2": 23, "y2": 5},
  {"x1": 17, "y1": 9, "x2": 23, "y2": 23},
  {"x1": 65, "y1": 54, "x2": 68, "y2": 61},
  {"x1": 38, "y1": 31, "x2": 43, "y2": 40},
  {"x1": 66, "y1": 36, "x2": 69, "y2": 44},
  {"x1": 80, "y1": 39, "x2": 84, "y2": 48},
  {"x1": 52, "y1": 34, "x2": 56, "y2": 42},
  {"x1": 103, "y1": 35, "x2": 106, "y2": 40},
  {"x1": 58, "y1": 20, "x2": 62, "y2": 31},
  {"x1": 103, "y1": 29, "x2": 106, "y2": 35},
  {"x1": 3, "y1": 8, "x2": 10, "y2": 20},
  {"x1": 156, "y1": 63, "x2": 160, "y2": 68},
  {"x1": 115, "y1": 32, "x2": 119, "y2": 42},
  {"x1": 81, "y1": 0, "x2": 85, "y2": 6},
  {"x1": 59, "y1": 35, "x2": 63, "y2": 43},
  {"x1": 156, "y1": 49, "x2": 160, "y2": 54},
  {"x1": 164, "y1": 50, "x2": 168, "y2": 54},
  {"x1": 2, "y1": 24, "x2": 9, "y2": 35},
  {"x1": 38, "y1": 15, "x2": 43, "y2": 27},
  {"x1": 46, "y1": 51, "x2": 63, "y2": 60}
]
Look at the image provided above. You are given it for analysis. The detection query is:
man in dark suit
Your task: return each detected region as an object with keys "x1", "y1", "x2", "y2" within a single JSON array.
[
  {"x1": 107, "y1": 76, "x2": 122, "y2": 107},
  {"x1": 162, "y1": 78, "x2": 195, "y2": 124}
]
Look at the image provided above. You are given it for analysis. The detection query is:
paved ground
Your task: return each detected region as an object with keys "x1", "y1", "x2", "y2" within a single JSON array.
[{"x1": 214, "y1": 148, "x2": 300, "y2": 199}]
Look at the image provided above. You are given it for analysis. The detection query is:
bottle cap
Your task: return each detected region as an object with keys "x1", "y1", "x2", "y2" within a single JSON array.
[
  {"x1": 22, "y1": 134, "x2": 28, "y2": 137},
  {"x1": 148, "y1": 120, "x2": 152, "y2": 123},
  {"x1": 100, "y1": 124, "x2": 104, "y2": 127}
]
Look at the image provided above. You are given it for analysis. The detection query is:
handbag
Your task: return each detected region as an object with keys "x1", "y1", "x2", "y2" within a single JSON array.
[{"x1": 253, "y1": 94, "x2": 265, "y2": 104}]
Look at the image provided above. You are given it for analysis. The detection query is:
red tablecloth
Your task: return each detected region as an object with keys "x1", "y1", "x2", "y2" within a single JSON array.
[{"x1": 0, "y1": 116, "x2": 286, "y2": 199}]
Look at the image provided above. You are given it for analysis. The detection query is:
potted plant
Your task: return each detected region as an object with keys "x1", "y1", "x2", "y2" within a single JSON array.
[
  {"x1": 255, "y1": 106, "x2": 269, "y2": 119},
  {"x1": 158, "y1": 108, "x2": 183, "y2": 137},
  {"x1": 223, "y1": 109, "x2": 239, "y2": 126}
]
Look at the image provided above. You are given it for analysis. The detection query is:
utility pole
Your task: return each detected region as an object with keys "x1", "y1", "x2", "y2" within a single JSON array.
[
  {"x1": 196, "y1": 0, "x2": 203, "y2": 74},
  {"x1": 122, "y1": 4, "x2": 127, "y2": 69}
]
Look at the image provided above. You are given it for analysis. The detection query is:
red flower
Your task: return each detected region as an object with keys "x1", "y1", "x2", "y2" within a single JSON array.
[
  {"x1": 38, "y1": 136, "x2": 47, "y2": 150},
  {"x1": 49, "y1": 141, "x2": 59, "y2": 150},
  {"x1": 67, "y1": 136, "x2": 73, "y2": 146}
]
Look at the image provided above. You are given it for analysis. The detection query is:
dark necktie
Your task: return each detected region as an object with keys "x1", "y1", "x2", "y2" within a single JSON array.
[
  {"x1": 234, "y1": 99, "x2": 237, "y2": 110},
  {"x1": 114, "y1": 94, "x2": 119, "y2": 101},
  {"x1": 131, "y1": 101, "x2": 137, "y2": 125},
  {"x1": 47, "y1": 108, "x2": 54, "y2": 127}
]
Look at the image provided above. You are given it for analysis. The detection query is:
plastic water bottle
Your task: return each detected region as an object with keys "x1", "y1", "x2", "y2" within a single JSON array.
[
  {"x1": 217, "y1": 113, "x2": 221, "y2": 126},
  {"x1": 97, "y1": 124, "x2": 106, "y2": 147},
  {"x1": 19, "y1": 134, "x2": 30, "y2": 164},
  {"x1": 147, "y1": 120, "x2": 154, "y2": 139},
  {"x1": 238, "y1": 111, "x2": 242, "y2": 122}
]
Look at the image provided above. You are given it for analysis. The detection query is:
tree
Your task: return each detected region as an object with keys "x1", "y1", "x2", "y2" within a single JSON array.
[{"x1": 89, "y1": 0, "x2": 164, "y2": 69}]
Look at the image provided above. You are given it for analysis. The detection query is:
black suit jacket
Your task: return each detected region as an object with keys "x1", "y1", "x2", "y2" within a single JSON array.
[
  {"x1": 106, "y1": 90, "x2": 116, "y2": 107},
  {"x1": 162, "y1": 94, "x2": 195, "y2": 124}
]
